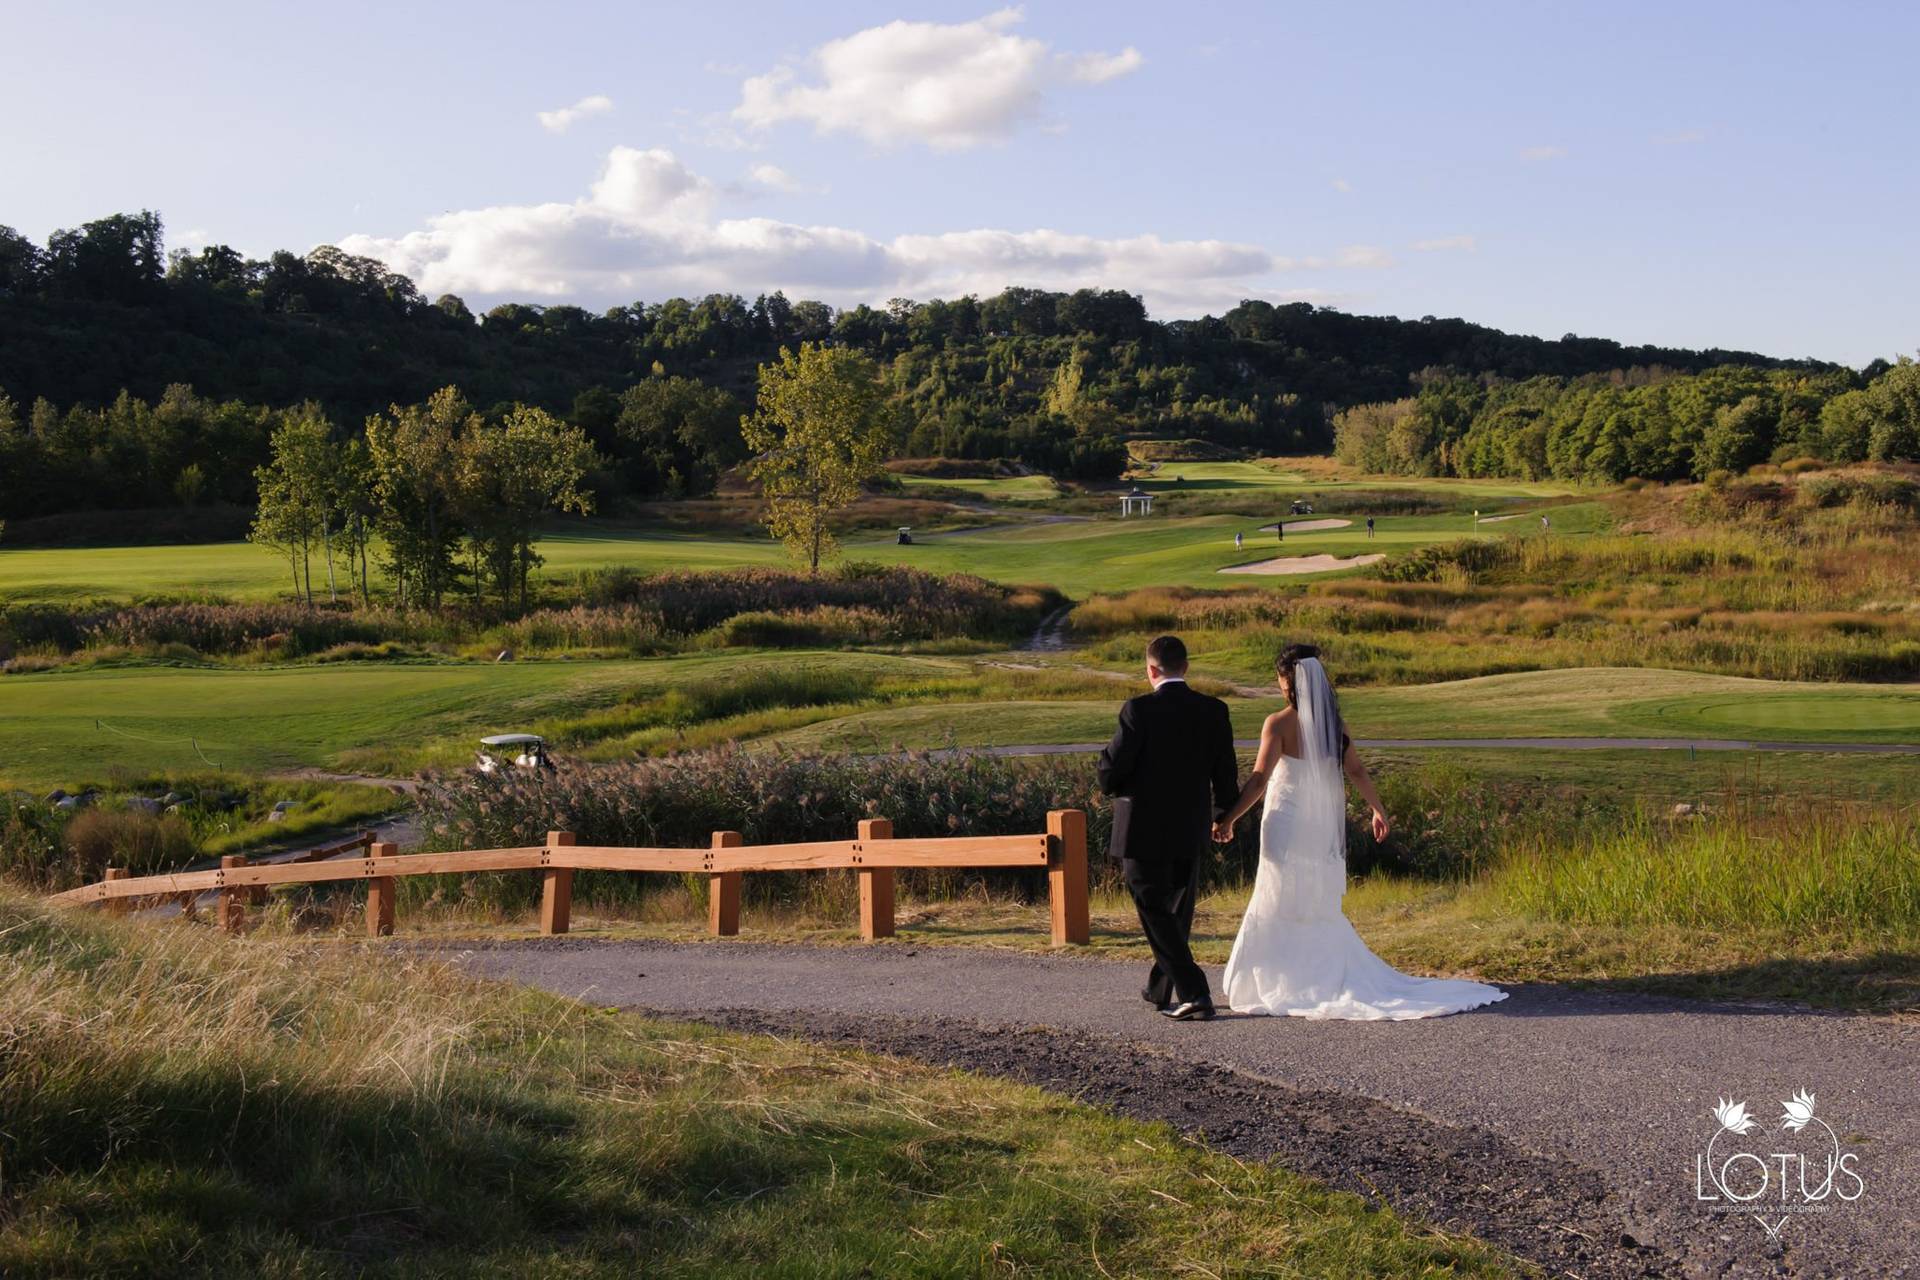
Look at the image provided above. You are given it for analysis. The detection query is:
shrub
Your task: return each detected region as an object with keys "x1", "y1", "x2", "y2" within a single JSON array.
[{"x1": 0, "y1": 801, "x2": 202, "y2": 891}]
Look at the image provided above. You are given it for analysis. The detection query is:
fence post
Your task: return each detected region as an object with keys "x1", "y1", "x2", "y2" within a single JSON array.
[
  {"x1": 218, "y1": 855, "x2": 248, "y2": 934},
  {"x1": 709, "y1": 831, "x2": 742, "y2": 936},
  {"x1": 366, "y1": 841, "x2": 396, "y2": 938},
  {"x1": 1047, "y1": 809, "x2": 1090, "y2": 946},
  {"x1": 103, "y1": 866, "x2": 129, "y2": 916},
  {"x1": 857, "y1": 818, "x2": 895, "y2": 941},
  {"x1": 541, "y1": 831, "x2": 576, "y2": 936}
]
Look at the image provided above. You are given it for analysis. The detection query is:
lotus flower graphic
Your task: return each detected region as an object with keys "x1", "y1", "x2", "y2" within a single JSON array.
[
  {"x1": 1713, "y1": 1097, "x2": 1758, "y2": 1135},
  {"x1": 1780, "y1": 1089, "x2": 1817, "y2": 1133}
]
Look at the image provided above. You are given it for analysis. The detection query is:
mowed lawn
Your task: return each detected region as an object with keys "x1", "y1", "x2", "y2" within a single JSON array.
[
  {"x1": 0, "y1": 651, "x2": 964, "y2": 787},
  {"x1": 7, "y1": 660, "x2": 1911, "y2": 789},
  {"x1": 768, "y1": 667, "x2": 1920, "y2": 752},
  {"x1": 1136, "y1": 459, "x2": 1583, "y2": 503},
  {"x1": 0, "y1": 504, "x2": 1612, "y2": 603},
  {"x1": 893, "y1": 472, "x2": 1061, "y2": 500}
]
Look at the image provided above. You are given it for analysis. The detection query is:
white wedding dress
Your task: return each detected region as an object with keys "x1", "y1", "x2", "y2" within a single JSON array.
[{"x1": 1221, "y1": 659, "x2": 1507, "y2": 1020}]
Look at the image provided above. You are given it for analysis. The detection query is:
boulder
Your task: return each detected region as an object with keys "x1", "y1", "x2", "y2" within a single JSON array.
[
  {"x1": 162, "y1": 791, "x2": 184, "y2": 805},
  {"x1": 272, "y1": 799, "x2": 295, "y2": 812},
  {"x1": 125, "y1": 797, "x2": 163, "y2": 815},
  {"x1": 44, "y1": 789, "x2": 68, "y2": 803},
  {"x1": 1672, "y1": 802, "x2": 1697, "y2": 817},
  {"x1": 266, "y1": 809, "x2": 287, "y2": 823},
  {"x1": 54, "y1": 796, "x2": 78, "y2": 811}
]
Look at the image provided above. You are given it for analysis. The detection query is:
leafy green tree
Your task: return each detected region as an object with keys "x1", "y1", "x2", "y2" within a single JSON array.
[
  {"x1": 459, "y1": 407, "x2": 596, "y2": 608},
  {"x1": 365, "y1": 388, "x2": 470, "y2": 608},
  {"x1": 614, "y1": 376, "x2": 741, "y2": 497},
  {"x1": 1863, "y1": 358, "x2": 1920, "y2": 462},
  {"x1": 742, "y1": 344, "x2": 891, "y2": 573},
  {"x1": 250, "y1": 405, "x2": 339, "y2": 602}
]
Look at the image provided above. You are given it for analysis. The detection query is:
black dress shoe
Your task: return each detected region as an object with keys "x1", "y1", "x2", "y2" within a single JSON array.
[
  {"x1": 1141, "y1": 986, "x2": 1169, "y2": 1009},
  {"x1": 1160, "y1": 1000, "x2": 1216, "y2": 1021}
]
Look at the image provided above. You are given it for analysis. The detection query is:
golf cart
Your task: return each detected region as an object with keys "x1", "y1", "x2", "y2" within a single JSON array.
[
  {"x1": 897, "y1": 526, "x2": 914, "y2": 545},
  {"x1": 1289, "y1": 498, "x2": 1315, "y2": 515},
  {"x1": 477, "y1": 733, "x2": 554, "y2": 774}
]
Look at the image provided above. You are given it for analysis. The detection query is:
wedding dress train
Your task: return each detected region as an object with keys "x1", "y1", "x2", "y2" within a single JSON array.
[{"x1": 1221, "y1": 661, "x2": 1506, "y2": 1021}]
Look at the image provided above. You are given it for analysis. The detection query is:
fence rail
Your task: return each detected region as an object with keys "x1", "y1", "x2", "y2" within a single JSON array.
[{"x1": 51, "y1": 810, "x2": 1091, "y2": 946}]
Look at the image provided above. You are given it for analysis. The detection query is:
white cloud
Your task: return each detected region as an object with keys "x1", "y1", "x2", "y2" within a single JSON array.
[
  {"x1": 1520, "y1": 144, "x2": 1567, "y2": 161},
  {"x1": 1411, "y1": 234, "x2": 1476, "y2": 252},
  {"x1": 749, "y1": 164, "x2": 804, "y2": 193},
  {"x1": 337, "y1": 147, "x2": 1387, "y2": 317},
  {"x1": 1331, "y1": 244, "x2": 1393, "y2": 269},
  {"x1": 733, "y1": 8, "x2": 1142, "y2": 149},
  {"x1": 537, "y1": 94, "x2": 614, "y2": 133}
]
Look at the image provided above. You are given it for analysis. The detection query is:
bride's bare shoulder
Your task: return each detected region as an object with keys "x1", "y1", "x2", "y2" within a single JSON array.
[{"x1": 1263, "y1": 708, "x2": 1296, "y2": 732}]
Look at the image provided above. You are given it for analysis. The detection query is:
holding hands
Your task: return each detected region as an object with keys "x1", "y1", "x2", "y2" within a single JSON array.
[{"x1": 1214, "y1": 807, "x2": 1390, "y2": 844}]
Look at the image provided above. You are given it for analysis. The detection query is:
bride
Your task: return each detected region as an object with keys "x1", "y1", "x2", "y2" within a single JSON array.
[{"x1": 1212, "y1": 644, "x2": 1507, "y2": 1020}]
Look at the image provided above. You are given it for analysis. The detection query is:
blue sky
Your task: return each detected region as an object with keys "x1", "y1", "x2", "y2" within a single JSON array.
[{"x1": 4, "y1": 2, "x2": 1914, "y2": 364}]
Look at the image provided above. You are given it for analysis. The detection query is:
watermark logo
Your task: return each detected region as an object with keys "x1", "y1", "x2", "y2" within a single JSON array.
[{"x1": 1694, "y1": 1090, "x2": 1865, "y2": 1240}]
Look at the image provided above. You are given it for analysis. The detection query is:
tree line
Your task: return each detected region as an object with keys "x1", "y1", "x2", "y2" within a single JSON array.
[
  {"x1": 0, "y1": 208, "x2": 1848, "y2": 522},
  {"x1": 249, "y1": 389, "x2": 593, "y2": 609},
  {"x1": 1333, "y1": 360, "x2": 1920, "y2": 482}
]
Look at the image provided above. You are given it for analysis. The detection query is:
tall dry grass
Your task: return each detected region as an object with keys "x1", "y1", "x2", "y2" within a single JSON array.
[{"x1": 1494, "y1": 807, "x2": 1920, "y2": 935}]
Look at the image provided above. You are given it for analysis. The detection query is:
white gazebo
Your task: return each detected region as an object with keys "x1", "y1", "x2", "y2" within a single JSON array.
[{"x1": 1119, "y1": 487, "x2": 1155, "y2": 518}]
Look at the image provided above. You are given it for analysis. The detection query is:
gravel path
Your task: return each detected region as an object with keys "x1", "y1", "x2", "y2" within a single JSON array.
[{"x1": 453, "y1": 938, "x2": 1915, "y2": 1279}]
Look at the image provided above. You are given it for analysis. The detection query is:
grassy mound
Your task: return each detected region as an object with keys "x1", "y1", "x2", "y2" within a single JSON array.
[{"x1": 0, "y1": 892, "x2": 1513, "y2": 1276}]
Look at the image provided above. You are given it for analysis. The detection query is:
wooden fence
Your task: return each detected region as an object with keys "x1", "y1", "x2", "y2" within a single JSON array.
[{"x1": 50, "y1": 810, "x2": 1091, "y2": 946}]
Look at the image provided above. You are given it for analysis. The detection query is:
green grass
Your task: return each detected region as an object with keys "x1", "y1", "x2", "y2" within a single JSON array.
[
  {"x1": 0, "y1": 892, "x2": 1516, "y2": 1277},
  {"x1": 760, "y1": 667, "x2": 1920, "y2": 752},
  {"x1": 9, "y1": 658, "x2": 1912, "y2": 791},
  {"x1": 0, "y1": 652, "x2": 969, "y2": 788},
  {"x1": 0, "y1": 505, "x2": 1602, "y2": 604},
  {"x1": 1137, "y1": 458, "x2": 1583, "y2": 502},
  {"x1": 893, "y1": 473, "x2": 1061, "y2": 501}
]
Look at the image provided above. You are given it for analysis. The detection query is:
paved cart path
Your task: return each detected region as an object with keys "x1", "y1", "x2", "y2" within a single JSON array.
[{"x1": 455, "y1": 938, "x2": 1915, "y2": 1279}]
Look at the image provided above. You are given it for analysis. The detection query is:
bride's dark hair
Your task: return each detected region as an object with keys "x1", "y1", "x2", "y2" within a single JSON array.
[
  {"x1": 1275, "y1": 642, "x2": 1322, "y2": 683},
  {"x1": 1276, "y1": 643, "x2": 1349, "y2": 753}
]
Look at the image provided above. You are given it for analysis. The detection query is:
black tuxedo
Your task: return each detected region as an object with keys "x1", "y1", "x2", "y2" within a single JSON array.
[{"x1": 1096, "y1": 680, "x2": 1239, "y2": 1008}]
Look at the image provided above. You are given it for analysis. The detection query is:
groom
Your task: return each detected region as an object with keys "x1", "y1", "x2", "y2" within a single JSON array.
[{"x1": 1097, "y1": 635, "x2": 1239, "y2": 1021}]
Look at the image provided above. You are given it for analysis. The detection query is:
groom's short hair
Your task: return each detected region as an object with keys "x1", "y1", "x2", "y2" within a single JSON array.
[{"x1": 1147, "y1": 635, "x2": 1188, "y2": 674}]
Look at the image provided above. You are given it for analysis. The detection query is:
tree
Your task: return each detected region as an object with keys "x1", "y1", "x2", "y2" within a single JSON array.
[
  {"x1": 250, "y1": 405, "x2": 339, "y2": 603},
  {"x1": 459, "y1": 407, "x2": 596, "y2": 608},
  {"x1": 614, "y1": 376, "x2": 741, "y2": 497},
  {"x1": 365, "y1": 388, "x2": 470, "y2": 608},
  {"x1": 742, "y1": 344, "x2": 891, "y2": 573}
]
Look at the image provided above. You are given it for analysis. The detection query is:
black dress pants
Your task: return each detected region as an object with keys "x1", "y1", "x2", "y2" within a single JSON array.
[{"x1": 1124, "y1": 855, "x2": 1210, "y2": 1007}]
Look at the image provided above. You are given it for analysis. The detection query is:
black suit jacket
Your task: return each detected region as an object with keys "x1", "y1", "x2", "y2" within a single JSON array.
[{"x1": 1096, "y1": 681, "x2": 1239, "y2": 867}]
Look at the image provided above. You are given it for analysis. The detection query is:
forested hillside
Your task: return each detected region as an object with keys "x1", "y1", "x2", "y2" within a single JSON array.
[{"x1": 0, "y1": 210, "x2": 1863, "y2": 525}]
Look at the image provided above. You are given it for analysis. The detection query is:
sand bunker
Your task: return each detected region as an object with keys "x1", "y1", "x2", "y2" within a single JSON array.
[
  {"x1": 1477, "y1": 513, "x2": 1525, "y2": 523},
  {"x1": 1221, "y1": 552, "x2": 1386, "y2": 576},
  {"x1": 1255, "y1": 518, "x2": 1353, "y2": 533}
]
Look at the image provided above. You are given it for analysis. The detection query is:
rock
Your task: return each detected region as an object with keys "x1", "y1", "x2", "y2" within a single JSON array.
[
  {"x1": 266, "y1": 809, "x2": 287, "y2": 823},
  {"x1": 125, "y1": 797, "x2": 162, "y2": 815},
  {"x1": 1672, "y1": 802, "x2": 1695, "y2": 817},
  {"x1": 162, "y1": 791, "x2": 183, "y2": 805},
  {"x1": 164, "y1": 803, "x2": 184, "y2": 815},
  {"x1": 496, "y1": 649, "x2": 513, "y2": 662},
  {"x1": 54, "y1": 796, "x2": 79, "y2": 810},
  {"x1": 272, "y1": 799, "x2": 294, "y2": 812},
  {"x1": 44, "y1": 789, "x2": 68, "y2": 803}
]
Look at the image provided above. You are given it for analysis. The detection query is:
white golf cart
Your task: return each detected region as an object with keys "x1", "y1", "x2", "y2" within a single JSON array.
[{"x1": 476, "y1": 733, "x2": 554, "y2": 774}]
